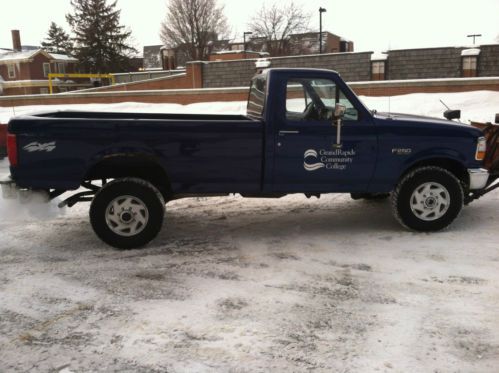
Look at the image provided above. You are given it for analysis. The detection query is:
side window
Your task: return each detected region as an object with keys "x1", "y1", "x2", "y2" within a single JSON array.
[
  {"x1": 285, "y1": 78, "x2": 358, "y2": 122},
  {"x1": 339, "y1": 90, "x2": 359, "y2": 121},
  {"x1": 43, "y1": 63, "x2": 51, "y2": 78},
  {"x1": 286, "y1": 80, "x2": 309, "y2": 116},
  {"x1": 8, "y1": 64, "x2": 16, "y2": 79}
]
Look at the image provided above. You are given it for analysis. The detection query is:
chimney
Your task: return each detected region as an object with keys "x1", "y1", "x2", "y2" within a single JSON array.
[{"x1": 11, "y1": 30, "x2": 21, "y2": 52}]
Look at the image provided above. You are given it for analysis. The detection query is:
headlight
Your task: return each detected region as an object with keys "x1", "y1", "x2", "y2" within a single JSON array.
[{"x1": 475, "y1": 137, "x2": 486, "y2": 161}]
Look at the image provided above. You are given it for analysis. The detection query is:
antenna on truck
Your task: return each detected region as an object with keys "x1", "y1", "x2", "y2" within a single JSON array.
[{"x1": 439, "y1": 99, "x2": 451, "y2": 110}]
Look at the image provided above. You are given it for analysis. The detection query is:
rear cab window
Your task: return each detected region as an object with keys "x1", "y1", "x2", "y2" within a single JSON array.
[{"x1": 247, "y1": 75, "x2": 267, "y2": 120}]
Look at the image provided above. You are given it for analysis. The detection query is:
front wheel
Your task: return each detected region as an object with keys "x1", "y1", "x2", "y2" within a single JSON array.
[
  {"x1": 90, "y1": 178, "x2": 165, "y2": 249},
  {"x1": 391, "y1": 166, "x2": 464, "y2": 231}
]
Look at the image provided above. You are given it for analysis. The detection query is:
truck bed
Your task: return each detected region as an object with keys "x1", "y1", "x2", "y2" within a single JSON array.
[
  {"x1": 9, "y1": 111, "x2": 264, "y2": 194},
  {"x1": 35, "y1": 110, "x2": 250, "y2": 121}
]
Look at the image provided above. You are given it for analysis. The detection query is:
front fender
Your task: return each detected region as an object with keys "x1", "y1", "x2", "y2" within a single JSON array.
[{"x1": 399, "y1": 147, "x2": 467, "y2": 177}]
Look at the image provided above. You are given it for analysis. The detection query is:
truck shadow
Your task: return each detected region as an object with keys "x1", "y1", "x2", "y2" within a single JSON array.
[{"x1": 36, "y1": 193, "x2": 495, "y2": 256}]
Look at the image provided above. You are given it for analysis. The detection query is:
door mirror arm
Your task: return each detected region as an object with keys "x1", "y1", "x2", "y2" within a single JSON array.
[{"x1": 333, "y1": 103, "x2": 346, "y2": 148}]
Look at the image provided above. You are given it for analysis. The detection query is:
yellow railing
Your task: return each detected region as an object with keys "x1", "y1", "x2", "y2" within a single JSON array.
[{"x1": 48, "y1": 73, "x2": 116, "y2": 94}]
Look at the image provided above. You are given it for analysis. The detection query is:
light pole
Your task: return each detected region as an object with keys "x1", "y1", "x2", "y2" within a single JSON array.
[
  {"x1": 243, "y1": 32, "x2": 253, "y2": 51},
  {"x1": 467, "y1": 34, "x2": 482, "y2": 45},
  {"x1": 319, "y1": 7, "x2": 327, "y2": 54}
]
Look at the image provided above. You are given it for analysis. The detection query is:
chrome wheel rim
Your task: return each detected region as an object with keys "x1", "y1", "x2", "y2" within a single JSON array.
[
  {"x1": 410, "y1": 182, "x2": 450, "y2": 221},
  {"x1": 105, "y1": 195, "x2": 149, "y2": 237}
]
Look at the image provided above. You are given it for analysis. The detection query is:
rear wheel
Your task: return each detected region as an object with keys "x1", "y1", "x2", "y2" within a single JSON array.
[
  {"x1": 90, "y1": 178, "x2": 165, "y2": 249},
  {"x1": 391, "y1": 166, "x2": 463, "y2": 231}
]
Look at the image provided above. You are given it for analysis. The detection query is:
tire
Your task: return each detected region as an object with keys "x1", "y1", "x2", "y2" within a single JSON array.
[
  {"x1": 90, "y1": 178, "x2": 165, "y2": 249},
  {"x1": 391, "y1": 166, "x2": 464, "y2": 232},
  {"x1": 351, "y1": 193, "x2": 390, "y2": 201}
]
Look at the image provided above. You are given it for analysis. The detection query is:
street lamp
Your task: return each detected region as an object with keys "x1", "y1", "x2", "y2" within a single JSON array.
[
  {"x1": 467, "y1": 34, "x2": 482, "y2": 45},
  {"x1": 243, "y1": 32, "x2": 253, "y2": 51},
  {"x1": 319, "y1": 7, "x2": 327, "y2": 54}
]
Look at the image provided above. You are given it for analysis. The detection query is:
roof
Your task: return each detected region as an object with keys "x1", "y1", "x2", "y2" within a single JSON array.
[
  {"x1": 0, "y1": 49, "x2": 41, "y2": 63},
  {"x1": 50, "y1": 53, "x2": 78, "y2": 62},
  {"x1": 371, "y1": 52, "x2": 388, "y2": 61},
  {"x1": 0, "y1": 49, "x2": 76, "y2": 64},
  {"x1": 461, "y1": 48, "x2": 481, "y2": 56}
]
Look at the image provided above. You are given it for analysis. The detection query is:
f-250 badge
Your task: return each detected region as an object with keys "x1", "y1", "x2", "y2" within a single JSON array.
[
  {"x1": 392, "y1": 148, "x2": 412, "y2": 155},
  {"x1": 23, "y1": 142, "x2": 56, "y2": 153}
]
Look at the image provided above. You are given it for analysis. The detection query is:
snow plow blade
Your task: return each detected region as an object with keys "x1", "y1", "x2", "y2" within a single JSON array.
[{"x1": 467, "y1": 115, "x2": 499, "y2": 203}]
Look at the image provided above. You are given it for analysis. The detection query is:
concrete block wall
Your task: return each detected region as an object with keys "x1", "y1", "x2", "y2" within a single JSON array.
[
  {"x1": 387, "y1": 47, "x2": 464, "y2": 80},
  {"x1": 478, "y1": 44, "x2": 499, "y2": 77},
  {"x1": 202, "y1": 59, "x2": 256, "y2": 88},
  {"x1": 202, "y1": 52, "x2": 372, "y2": 88},
  {"x1": 270, "y1": 52, "x2": 372, "y2": 81}
]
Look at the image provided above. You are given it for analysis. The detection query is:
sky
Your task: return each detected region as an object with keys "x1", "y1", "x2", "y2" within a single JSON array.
[{"x1": 0, "y1": 0, "x2": 498, "y2": 54}]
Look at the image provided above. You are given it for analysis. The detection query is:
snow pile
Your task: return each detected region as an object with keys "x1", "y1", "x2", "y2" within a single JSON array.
[
  {"x1": 0, "y1": 101, "x2": 247, "y2": 124},
  {"x1": 0, "y1": 90, "x2": 497, "y2": 125},
  {"x1": 461, "y1": 48, "x2": 481, "y2": 56},
  {"x1": 360, "y1": 90, "x2": 499, "y2": 124}
]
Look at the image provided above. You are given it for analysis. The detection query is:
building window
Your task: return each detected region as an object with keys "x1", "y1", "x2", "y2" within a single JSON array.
[
  {"x1": 8, "y1": 64, "x2": 15, "y2": 79},
  {"x1": 371, "y1": 61, "x2": 386, "y2": 80},
  {"x1": 462, "y1": 56, "x2": 477, "y2": 77},
  {"x1": 43, "y1": 63, "x2": 51, "y2": 78},
  {"x1": 58, "y1": 63, "x2": 66, "y2": 74}
]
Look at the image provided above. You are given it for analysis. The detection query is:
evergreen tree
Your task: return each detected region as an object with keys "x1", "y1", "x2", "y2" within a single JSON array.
[
  {"x1": 66, "y1": 0, "x2": 137, "y2": 73},
  {"x1": 41, "y1": 22, "x2": 73, "y2": 55}
]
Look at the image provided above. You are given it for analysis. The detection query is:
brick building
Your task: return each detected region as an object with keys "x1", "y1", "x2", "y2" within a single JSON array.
[
  {"x1": 144, "y1": 31, "x2": 353, "y2": 70},
  {"x1": 0, "y1": 30, "x2": 86, "y2": 96}
]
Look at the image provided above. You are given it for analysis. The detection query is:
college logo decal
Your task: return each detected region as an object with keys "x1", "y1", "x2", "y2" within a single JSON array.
[
  {"x1": 303, "y1": 149, "x2": 325, "y2": 171},
  {"x1": 303, "y1": 148, "x2": 356, "y2": 171}
]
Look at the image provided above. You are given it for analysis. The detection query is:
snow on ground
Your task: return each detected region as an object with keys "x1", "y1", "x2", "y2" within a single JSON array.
[{"x1": 1, "y1": 92, "x2": 499, "y2": 372}]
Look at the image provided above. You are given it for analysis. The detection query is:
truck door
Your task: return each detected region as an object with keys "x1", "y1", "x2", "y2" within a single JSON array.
[{"x1": 272, "y1": 76, "x2": 378, "y2": 193}]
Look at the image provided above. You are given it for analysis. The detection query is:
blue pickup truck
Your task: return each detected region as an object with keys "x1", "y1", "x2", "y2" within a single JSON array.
[{"x1": 1, "y1": 68, "x2": 494, "y2": 248}]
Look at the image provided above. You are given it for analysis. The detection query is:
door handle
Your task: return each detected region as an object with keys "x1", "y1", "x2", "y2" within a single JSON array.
[{"x1": 279, "y1": 130, "x2": 300, "y2": 135}]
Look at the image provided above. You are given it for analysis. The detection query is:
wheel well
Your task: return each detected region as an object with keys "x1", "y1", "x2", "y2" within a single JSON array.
[
  {"x1": 403, "y1": 158, "x2": 468, "y2": 186},
  {"x1": 84, "y1": 155, "x2": 172, "y2": 200}
]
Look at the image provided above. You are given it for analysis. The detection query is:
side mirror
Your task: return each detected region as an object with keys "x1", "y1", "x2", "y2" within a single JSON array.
[
  {"x1": 495, "y1": 113, "x2": 499, "y2": 124},
  {"x1": 334, "y1": 103, "x2": 347, "y2": 119},
  {"x1": 444, "y1": 109, "x2": 461, "y2": 121}
]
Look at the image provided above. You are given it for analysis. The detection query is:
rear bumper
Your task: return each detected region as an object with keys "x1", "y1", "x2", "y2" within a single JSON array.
[{"x1": 468, "y1": 168, "x2": 489, "y2": 190}]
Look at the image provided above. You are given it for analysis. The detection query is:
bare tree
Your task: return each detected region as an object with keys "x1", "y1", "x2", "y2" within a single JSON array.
[
  {"x1": 248, "y1": 2, "x2": 310, "y2": 56},
  {"x1": 160, "y1": 0, "x2": 229, "y2": 61}
]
